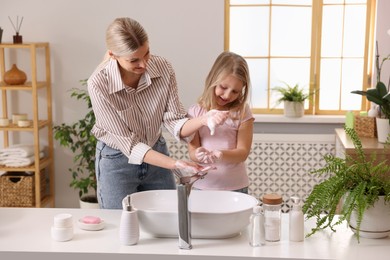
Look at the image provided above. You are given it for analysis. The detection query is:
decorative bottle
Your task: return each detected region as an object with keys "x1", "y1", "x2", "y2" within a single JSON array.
[
  {"x1": 289, "y1": 196, "x2": 304, "y2": 242},
  {"x1": 345, "y1": 110, "x2": 354, "y2": 129},
  {"x1": 249, "y1": 205, "x2": 265, "y2": 247}
]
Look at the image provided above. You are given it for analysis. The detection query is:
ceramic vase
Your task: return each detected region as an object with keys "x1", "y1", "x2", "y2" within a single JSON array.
[
  {"x1": 4, "y1": 64, "x2": 27, "y2": 85},
  {"x1": 375, "y1": 118, "x2": 390, "y2": 143}
]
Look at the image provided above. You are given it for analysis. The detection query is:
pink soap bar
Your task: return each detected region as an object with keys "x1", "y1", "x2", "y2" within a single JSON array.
[{"x1": 81, "y1": 216, "x2": 101, "y2": 224}]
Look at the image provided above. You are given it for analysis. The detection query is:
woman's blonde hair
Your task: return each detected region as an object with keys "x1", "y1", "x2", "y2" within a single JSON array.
[
  {"x1": 99, "y1": 17, "x2": 148, "y2": 64},
  {"x1": 198, "y1": 51, "x2": 251, "y2": 117}
]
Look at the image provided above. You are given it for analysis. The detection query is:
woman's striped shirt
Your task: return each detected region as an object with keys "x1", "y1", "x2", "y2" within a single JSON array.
[{"x1": 87, "y1": 55, "x2": 188, "y2": 164}]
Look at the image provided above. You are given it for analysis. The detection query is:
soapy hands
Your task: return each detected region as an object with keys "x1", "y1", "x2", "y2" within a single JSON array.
[
  {"x1": 195, "y1": 147, "x2": 222, "y2": 164},
  {"x1": 174, "y1": 160, "x2": 200, "y2": 175},
  {"x1": 202, "y1": 110, "x2": 229, "y2": 135}
]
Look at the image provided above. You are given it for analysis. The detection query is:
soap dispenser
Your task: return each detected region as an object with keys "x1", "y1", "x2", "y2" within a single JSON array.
[
  {"x1": 289, "y1": 196, "x2": 304, "y2": 242},
  {"x1": 119, "y1": 195, "x2": 139, "y2": 245}
]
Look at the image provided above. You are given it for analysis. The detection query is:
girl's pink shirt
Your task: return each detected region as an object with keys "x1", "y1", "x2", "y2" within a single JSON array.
[{"x1": 187, "y1": 103, "x2": 254, "y2": 190}]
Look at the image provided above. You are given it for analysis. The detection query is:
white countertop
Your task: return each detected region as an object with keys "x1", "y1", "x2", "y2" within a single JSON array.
[{"x1": 0, "y1": 207, "x2": 389, "y2": 260}]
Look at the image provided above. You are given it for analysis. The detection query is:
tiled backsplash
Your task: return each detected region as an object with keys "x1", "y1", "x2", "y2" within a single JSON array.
[{"x1": 165, "y1": 133, "x2": 335, "y2": 212}]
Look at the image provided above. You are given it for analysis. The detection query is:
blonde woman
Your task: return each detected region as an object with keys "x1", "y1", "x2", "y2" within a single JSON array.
[
  {"x1": 88, "y1": 17, "x2": 228, "y2": 209},
  {"x1": 188, "y1": 51, "x2": 254, "y2": 193}
]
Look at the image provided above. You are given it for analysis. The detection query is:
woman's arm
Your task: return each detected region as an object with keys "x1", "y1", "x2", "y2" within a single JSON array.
[
  {"x1": 189, "y1": 118, "x2": 254, "y2": 165},
  {"x1": 143, "y1": 148, "x2": 202, "y2": 171},
  {"x1": 180, "y1": 110, "x2": 229, "y2": 138},
  {"x1": 188, "y1": 131, "x2": 202, "y2": 162}
]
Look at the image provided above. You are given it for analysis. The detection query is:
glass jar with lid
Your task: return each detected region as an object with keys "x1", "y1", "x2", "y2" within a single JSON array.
[{"x1": 262, "y1": 193, "x2": 283, "y2": 242}]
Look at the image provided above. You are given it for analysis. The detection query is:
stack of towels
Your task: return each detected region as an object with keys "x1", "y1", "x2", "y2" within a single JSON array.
[{"x1": 0, "y1": 144, "x2": 44, "y2": 167}]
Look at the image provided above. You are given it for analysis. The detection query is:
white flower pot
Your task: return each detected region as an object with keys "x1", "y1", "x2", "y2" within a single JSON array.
[
  {"x1": 283, "y1": 101, "x2": 304, "y2": 118},
  {"x1": 349, "y1": 196, "x2": 390, "y2": 239},
  {"x1": 376, "y1": 118, "x2": 390, "y2": 143},
  {"x1": 79, "y1": 195, "x2": 100, "y2": 209}
]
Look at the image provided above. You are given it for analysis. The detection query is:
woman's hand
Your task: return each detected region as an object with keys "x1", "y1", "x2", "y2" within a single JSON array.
[
  {"x1": 174, "y1": 160, "x2": 202, "y2": 173},
  {"x1": 202, "y1": 110, "x2": 229, "y2": 135}
]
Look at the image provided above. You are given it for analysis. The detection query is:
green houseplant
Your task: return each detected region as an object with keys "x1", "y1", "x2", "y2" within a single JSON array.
[
  {"x1": 272, "y1": 82, "x2": 312, "y2": 117},
  {"x1": 351, "y1": 43, "x2": 390, "y2": 119},
  {"x1": 351, "y1": 81, "x2": 390, "y2": 119},
  {"x1": 351, "y1": 46, "x2": 390, "y2": 143},
  {"x1": 302, "y1": 127, "x2": 390, "y2": 242},
  {"x1": 53, "y1": 80, "x2": 98, "y2": 204}
]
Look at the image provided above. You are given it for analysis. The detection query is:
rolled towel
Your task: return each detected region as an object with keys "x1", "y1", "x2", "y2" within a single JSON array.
[
  {"x1": 0, "y1": 144, "x2": 43, "y2": 158},
  {"x1": 2, "y1": 152, "x2": 44, "y2": 167}
]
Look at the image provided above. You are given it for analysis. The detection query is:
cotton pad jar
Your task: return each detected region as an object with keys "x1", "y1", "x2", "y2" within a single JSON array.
[{"x1": 51, "y1": 213, "x2": 74, "y2": 241}]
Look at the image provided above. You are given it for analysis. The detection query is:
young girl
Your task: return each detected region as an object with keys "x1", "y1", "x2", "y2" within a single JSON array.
[{"x1": 188, "y1": 51, "x2": 254, "y2": 193}]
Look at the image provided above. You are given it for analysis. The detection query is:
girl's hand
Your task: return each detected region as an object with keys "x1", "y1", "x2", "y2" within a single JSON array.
[{"x1": 195, "y1": 147, "x2": 223, "y2": 164}]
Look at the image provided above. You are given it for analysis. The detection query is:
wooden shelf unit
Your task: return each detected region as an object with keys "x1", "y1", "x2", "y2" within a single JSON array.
[{"x1": 0, "y1": 42, "x2": 55, "y2": 207}]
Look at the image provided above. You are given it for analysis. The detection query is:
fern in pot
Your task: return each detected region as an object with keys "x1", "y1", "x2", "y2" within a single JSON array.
[
  {"x1": 302, "y1": 127, "x2": 390, "y2": 242},
  {"x1": 272, "y1": 82, "x2": 312, "y2": 118},
  {"x1": 54, "y1": 80, "x2": 98, "y2": 206}
]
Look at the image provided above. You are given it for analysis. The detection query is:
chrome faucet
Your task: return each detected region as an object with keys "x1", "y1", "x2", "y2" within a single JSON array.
[{"x1": 173, "y1": 168, "x2": 210, "y2": 250}]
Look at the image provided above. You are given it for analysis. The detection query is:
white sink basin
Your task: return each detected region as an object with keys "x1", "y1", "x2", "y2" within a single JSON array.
[{"x1": 130, "y1": 190, "x2": 258, "y2": 239}]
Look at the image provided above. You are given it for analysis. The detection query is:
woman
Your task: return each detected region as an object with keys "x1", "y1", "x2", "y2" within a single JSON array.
[{"x1": 87, "y1": 17, "x2": 228, "y2": 209}]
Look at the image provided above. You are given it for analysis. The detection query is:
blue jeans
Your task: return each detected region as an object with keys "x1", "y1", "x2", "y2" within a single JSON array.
[{"x1": 95, "y1": 136, "x2": 176, "y2": 209}]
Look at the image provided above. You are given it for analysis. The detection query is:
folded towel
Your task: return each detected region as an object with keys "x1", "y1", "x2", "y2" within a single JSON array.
[
  {"x1": 1, "y1": 152, "x2": 44, "y2": 167},
  {"x1": 0, "y1": 144, "x2": 44, "y2": 158}
]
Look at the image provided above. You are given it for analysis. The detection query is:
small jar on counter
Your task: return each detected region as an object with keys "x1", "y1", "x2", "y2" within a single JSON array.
[
  {"x1": 51, "y1": 213, "x2": 74, "y2": 242},
  {"x1": 262, "y1": 193, "x2": 283, "y2": 242}
]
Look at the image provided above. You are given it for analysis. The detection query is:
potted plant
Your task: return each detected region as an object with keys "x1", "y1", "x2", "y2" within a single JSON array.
[
  {"x1": 351, "y1": 43, "x2": 390, "y2": 142},
  {"x1": 302, "y1": 127, "x2": 390, "y2": 242},
  {"x1": 53, "y1": 80, "x2": 98, "y2": 208},
  {"x1": 272, "y1": 82, "x2": 312, "y2": 117}
]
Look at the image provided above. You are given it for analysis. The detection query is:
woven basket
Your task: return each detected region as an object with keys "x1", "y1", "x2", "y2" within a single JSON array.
[
  {"x1": 354, "y1": 116, "x2": 377, "y2": 138},
  {"x1": 0, "y1": 170, "x2": 46, "y2": 207}
]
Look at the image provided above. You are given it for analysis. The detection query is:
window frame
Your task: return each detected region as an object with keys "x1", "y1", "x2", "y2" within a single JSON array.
[{"x1": 224, "y1": 0, "x2": 377, "y2": 116}]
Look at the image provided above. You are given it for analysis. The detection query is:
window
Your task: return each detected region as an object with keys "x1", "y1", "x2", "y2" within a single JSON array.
[{"x1": 225, "y1": 0, "x2": 376, "y2": 115}]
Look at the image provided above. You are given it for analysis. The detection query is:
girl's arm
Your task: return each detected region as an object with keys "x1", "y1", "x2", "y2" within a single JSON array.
[{"x1": 218, "y1": 118, "x2": 254, "y2": 164}]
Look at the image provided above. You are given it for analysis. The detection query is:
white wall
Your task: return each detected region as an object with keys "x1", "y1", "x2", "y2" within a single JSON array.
[
  {"x1": 376, "y1": 0, "x2": 390, "y2": 85},
  {"x1": 1, "y1": 0, "x2": 225, "y2": 208},
  {"x1": 1, "y1": 0, "x2": 389, "y2": 208}
]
